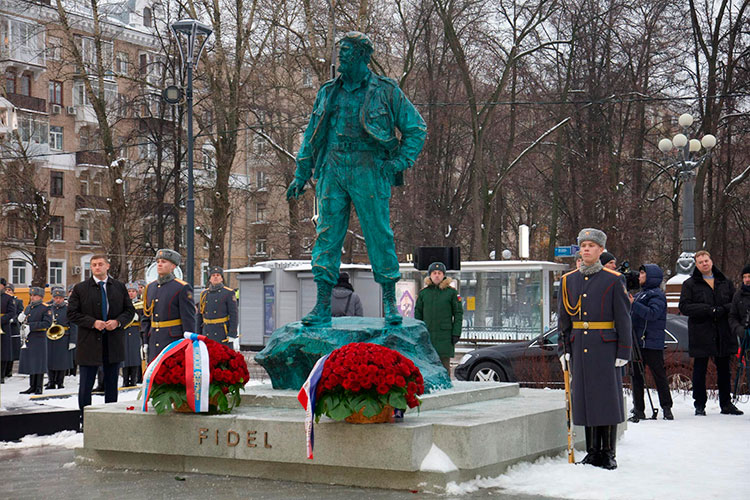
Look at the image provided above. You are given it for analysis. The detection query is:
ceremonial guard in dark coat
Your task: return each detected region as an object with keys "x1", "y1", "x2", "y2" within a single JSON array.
[
  {"x1": 197, "y1": 267, "x2": 238, "y2": 347},
  {"x1": 66, "y1": 284, "x2": 78, "y2": 376},
  {"x1": 18, "y1": 287, "x2": 52, "y2": 394},
  {"x1": 7, "y1": 284, "x2": 24, "y2": 376},
  {"x1": 122, "y1": 283, "x2": 142, "y2": 386},
  {"x1": 141, "y1": 249, "x2": 196, "y2": 362},
  {"x1": 1, "y1": 278, "x2": 17, "y2": 383},
  {"x1": 558, "y1": 228, "x2": 632, "y2": 470},
  {"x1": 45, "y1": 288, "x2": 74, "y2": 389}
]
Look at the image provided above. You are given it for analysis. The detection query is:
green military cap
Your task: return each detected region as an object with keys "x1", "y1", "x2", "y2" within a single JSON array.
[
  {"x1": 155, "y1": 248, "x2": 181, "y2": 266},
  {"x1": 577, "y1": 228, "x2": 607, "y2": 248},
  {"x1": 428, "y1": 262, "x2": 447, "y2": 273}
]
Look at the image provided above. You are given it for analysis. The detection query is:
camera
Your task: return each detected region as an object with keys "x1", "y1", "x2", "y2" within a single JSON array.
[{"x1": 617, "y1": 260, "x2": 640, "y2": 292}]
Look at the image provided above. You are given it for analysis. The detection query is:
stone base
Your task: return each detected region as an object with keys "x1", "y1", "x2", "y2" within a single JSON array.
[
  {"x1": 254, "y1": 317, "x2": 452, "y2": 392},
  {"x1": 74, "y1": 383, "x2": 605, "y2": 491}
]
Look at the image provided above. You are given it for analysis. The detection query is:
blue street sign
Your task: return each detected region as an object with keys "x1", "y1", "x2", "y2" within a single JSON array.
[{"x1": 554, "y1": 245, "x2": 580, "y2": 257}]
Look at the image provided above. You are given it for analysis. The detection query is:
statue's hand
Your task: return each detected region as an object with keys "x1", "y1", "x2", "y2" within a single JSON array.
[{"x1": 286, "y1": 178, "x2": 307, "y2": 200}]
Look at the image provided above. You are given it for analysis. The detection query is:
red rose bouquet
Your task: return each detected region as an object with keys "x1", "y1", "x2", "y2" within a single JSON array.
[
  {"x1": 314, "y1": 343, "x2": 424, "y2": 422},
  {"x1": 147, "y1": 338, "x2": 250, "y2": 414}
]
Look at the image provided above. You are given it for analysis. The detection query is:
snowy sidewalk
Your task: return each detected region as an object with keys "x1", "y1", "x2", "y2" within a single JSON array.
[{"x1": 448, "y1": 391, "x2": 750, "y2": 499}]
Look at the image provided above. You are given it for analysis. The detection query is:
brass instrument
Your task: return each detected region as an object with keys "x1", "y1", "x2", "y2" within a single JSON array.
[{"x1": 47, "y1": 322, "x2": 65, "y2": 340}]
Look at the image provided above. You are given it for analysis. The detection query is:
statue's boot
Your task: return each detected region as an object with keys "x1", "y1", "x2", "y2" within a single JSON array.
[
  {"x1": 301, "y1": 282, "x2": 333, "y2": 326},
  {"x1": 382, "y1": 282, "x2": 402, "y2": 325}
]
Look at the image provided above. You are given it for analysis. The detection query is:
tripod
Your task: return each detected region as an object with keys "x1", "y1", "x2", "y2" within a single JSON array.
[{"x1": 629, "y1": 330, "x2": 658, "y2": 421}]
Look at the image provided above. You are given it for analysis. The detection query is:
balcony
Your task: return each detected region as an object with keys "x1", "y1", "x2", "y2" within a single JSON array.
[
  {"x1": 5, "y1": 93, "x2": 46, "y2": 113},
  {"x1": 74, "y1": 105, "x2": 100, "y2": 133},
  {"x1": 76, "y1": 150, "x2": 107, "y2": 167},
  {"x1": 0, "y1": 17, "x2": 46, "y2": 78},
  {"x1": 75, "y1": 194, "x2": 109, "y2": 211}
]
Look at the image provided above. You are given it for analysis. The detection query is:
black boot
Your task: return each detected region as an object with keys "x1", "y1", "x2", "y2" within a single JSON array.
[
  {"x1": 45, "y1": 372, "x2": 56, "y2": 389},
  {"x1": 20, "y1": 384, "x2": 35, "y2": 394},
  {"x1": 33, "y1": 374, "x2": 43, "y2": 394},
  {"x1": 598, "y1": 425, "x2": 618, "y2": 470},
  {"x1": 578, "y1": 426, "x2": 601, "y2": 466}
]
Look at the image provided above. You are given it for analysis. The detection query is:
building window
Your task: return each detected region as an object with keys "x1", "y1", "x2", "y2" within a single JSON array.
[
  {"x1": 48, "y1": 37, "x2": 62, "y2": 61},
  {"x1": 5, "y1": 70, "x2": 16, "y2": 94},
  {"x1": 115, "y1": 52, "x2": 129, "y2": 74},
  {"x1": 79, "y1": 176, "x2": 89, "y2": 195},
  {"x1": 12, "y1": 260, "x2": 27, "y2": 285},
  {"x1": 83, "y1": 261, "x2": 91, "y2": 280},
  {"x1": 256, "y1": 170, "x2": 267, "y2": 189},
  {"x1": 256, "y1": 203, "x2": 266, "y2": 222},
  {"x1": 49, "y1": 126, "x2": 64, "y2": 151},
  {"x1": 143, "y1": 7, "x2": 152, "y2": 28},
  {"x1": 73, "y1": 80, "x2": 117, "y2": 107},
  {"x1": 50, "y1": 215, "x2": 64, "y2": 240},
  {"x1": 201, "y1": 262, "x2": 209, "y2": 287},
  {"x1": 253, "y1": 136, "x2": 265, "y2": 155},
  {"x1": 91, "y1": 175, "x2": 102, "y2": 196},
  {"x1": 49, "y1": 81, "x2": 63, "y2": 105},
  {"x1": 50, "y1": 171, "x2": 64, "y2": 196},
  {"x1": 49, "y1": 261, "x2": 64, "y2": 286},
  {"x1": 255, "y1": 239, "x2": 267, "y2": 255},
  {"x1": 80, "y1": 219, "x2": 90, "y2": 242},
  {"x1": 7, "y1": 215, "x2": 23, "y2": 240},
  {"x1": 302, "y1": 67, "x2": 313, "y2": 88},
  {"x1": 19, "y1": 73, "x2": 32, "y2": 96}
]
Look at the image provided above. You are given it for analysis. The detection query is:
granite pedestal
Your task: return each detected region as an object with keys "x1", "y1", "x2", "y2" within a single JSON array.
[{"x1": 75, "y1": 383, "x2": 601, "y2": 491}]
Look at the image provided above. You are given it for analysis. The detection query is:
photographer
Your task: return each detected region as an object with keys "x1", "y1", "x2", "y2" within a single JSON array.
[
  {"x1": 729, "y1": 265, "x2": 750, "y2": 346},
  {"x1": 629, "y1": 265, "x2": 673, "y2": 420},
  {"x1": 600, "y1": 252, "x2": 617, "y2": 270}
]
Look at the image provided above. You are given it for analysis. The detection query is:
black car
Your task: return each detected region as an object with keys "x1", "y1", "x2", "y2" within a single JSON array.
[{"x1": 454, "y1": 314, "x2": 690, "y2": 388}]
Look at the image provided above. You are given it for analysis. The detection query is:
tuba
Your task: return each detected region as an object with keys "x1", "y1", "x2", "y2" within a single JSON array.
[{"x1": 47, "y1": 322, "x2": 65, "y2": 340}]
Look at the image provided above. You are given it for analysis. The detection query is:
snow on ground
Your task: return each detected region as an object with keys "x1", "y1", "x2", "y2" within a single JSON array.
[
  {"x1": 0, "y1": 374, "x2": 140, "y2": 411},
  {"x1": 446, "y1": 390, "x2": 750, "y2": 500},
  {"x1": 0, "y1": 431, "x2": 82, "y2": 450}
]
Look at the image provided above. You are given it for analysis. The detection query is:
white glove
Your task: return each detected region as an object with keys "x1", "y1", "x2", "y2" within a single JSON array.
[
  {"x1": 230, "y1": 336, "x2": 240, "y2": 351},
  {"x1": 133, "y1": 313, "x2": 139, "y2": 322},
  {"x1": 559, "y1": 353, "x2": 570, "y2": 370},
  {"x1": 615, "y1": 358, "x2": 629, "y2": 367},
  {"x1": 17, "y1": 311, "x2": 26, "y2": 323},
  {"x1": 141, "y1": 344, "x2": 148, "y2": 360},
  {"x1": 21, "y1": 324, "x2": 30, "y2": 336},
  {"x1": 68, "y1": 343, "x2": 76, "y2": 350}
]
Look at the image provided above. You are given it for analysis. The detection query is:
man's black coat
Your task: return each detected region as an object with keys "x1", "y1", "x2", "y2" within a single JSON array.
[
  {"x1": 68, "y1": 277, "x2": 135, "y2": 366},
  {"x1": 679, "y1": 265, "x2": 736, "y2": 358}
]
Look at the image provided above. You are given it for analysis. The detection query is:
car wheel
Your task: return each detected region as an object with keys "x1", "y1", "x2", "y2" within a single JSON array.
[{"x1": 469, "y1": 361, "x2": 508, "y2": 382}]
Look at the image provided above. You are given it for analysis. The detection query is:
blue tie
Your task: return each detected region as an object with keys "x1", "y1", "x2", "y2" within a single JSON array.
[{"x1": 100, "y1": 281, "x2": 108, "y2": 320}]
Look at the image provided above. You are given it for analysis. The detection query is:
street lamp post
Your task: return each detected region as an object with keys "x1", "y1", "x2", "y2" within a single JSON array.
[
  {"x1": 171, "y1": 19, "x2": 212, "y2": 287},
  {"x1": 657, "y1": 113, "x2": 717, "y2": 276}
]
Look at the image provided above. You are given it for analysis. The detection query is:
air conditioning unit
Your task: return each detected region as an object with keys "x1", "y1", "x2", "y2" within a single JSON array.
[
  {"x1": 72, "y1": 266, "x2": 82, "y2": 275},
  {"x1": 50, "y1": 104, "x2": 62, "y2": 115},
  {"x1": 66, "y1": 106, "x2": 77, "y2": 116}
]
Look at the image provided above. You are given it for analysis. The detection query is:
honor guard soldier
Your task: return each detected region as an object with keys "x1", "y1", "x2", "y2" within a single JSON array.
[
  {"x1": 121, "y1": 283, "x2": 142, "y2": 386},
  {"x1": 45, "y1": 288, "x2": 75, "y2": 389},
  {"x1": 1, "y1": 278, "x2": 17, "y2": 383},
  {"x1": 141, "y1": 249, "x2": 196, "y2": 362},
  {"x1": 6, "y1": 283, "x2": 24, "y2": 378},
  {"x1": 558, "y1": 228, "x2": 632, "y2": 470},
  {"x1": 197, "y1": 266, "x2": 239, "y2": 348},
  {"x1": 18, "y1": 287, "x2": 53, "y2": 394}
]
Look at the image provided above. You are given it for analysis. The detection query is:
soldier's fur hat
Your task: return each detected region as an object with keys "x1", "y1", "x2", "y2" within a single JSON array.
[
  {"x1": 577, "y1": 228, "x2": 607, "y2": 248},
  {"x1": 29, "y1": 286, "x2": 44, "y2": 297},
  {"x1": 126, "y1": 282, "x2": 138, "y2": 291},
  {"x1": 52, "y1": 287, "x2": 65, "y2": 298},
  {"x1": 208, "y1": 266, "x2": 224, "y2": 277},
  {"x1": 155, "y1": 248, "x2": 181, "y2": 266}
]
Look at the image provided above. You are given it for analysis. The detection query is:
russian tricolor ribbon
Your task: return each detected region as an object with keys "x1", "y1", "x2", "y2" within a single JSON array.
[
  {"x1": 297, "y1": 353, "x2": 330, "y2": 460},
  {"x1": 142, "y1": 332, "x2": 210, "y2": 413}
]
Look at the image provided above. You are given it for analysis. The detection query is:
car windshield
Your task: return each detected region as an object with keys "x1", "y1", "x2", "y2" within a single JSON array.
[{"x1": 542, "y1": 330, "x2": 558, "y2": 345}]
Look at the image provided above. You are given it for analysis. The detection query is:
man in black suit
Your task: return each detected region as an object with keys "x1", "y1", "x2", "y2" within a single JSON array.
[
  {"x1": 1, "y1": 277, "x2": 17, "y2": 383},
  {"x1": 68, "y1": 254, "x2": 134, "y2": 419}
]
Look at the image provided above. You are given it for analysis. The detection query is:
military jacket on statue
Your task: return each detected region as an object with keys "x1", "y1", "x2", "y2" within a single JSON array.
[
  {"x1": 197, "y1": 285, "x2": 238, "y2": 342},
  {"x1": 123, "y1": 300, "x2": 143, "y2": 367},
  {"x1": 19, "y1": 302, "x2": 52, "y2": 375},
  {"x1": 1, "y1": 292, "x2": 17, "y2": 362},
  {"x1": 141, "y1": 278, "x2": 196, "y2": 362},
  {"x1": 48, "y1": 302, "x2": 74, "y2": 371},
  {"x1": 558, "y1": 267, "x2": 632, "y2": 427}
]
